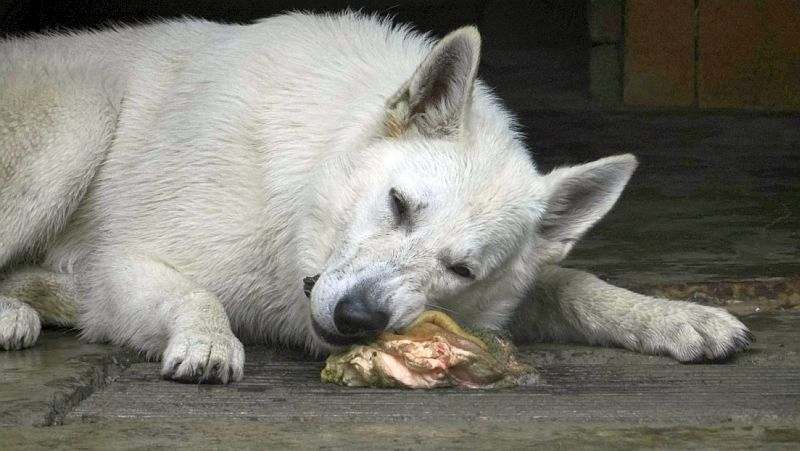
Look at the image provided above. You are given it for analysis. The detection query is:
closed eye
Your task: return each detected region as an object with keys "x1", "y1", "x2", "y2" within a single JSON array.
[
  {"x1": 447, "y1": 263, "x2": 475, "y2": 280},
  {"x1": 389, "y1": 187, "x2": 410, "y2": 227}
]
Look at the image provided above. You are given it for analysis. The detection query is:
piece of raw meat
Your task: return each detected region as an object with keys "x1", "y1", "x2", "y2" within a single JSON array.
[{"x1": 321, "y1": 311, "x2": 536, "y2": 389}]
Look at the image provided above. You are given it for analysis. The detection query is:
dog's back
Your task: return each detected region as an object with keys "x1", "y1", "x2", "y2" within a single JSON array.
[
  {"x1": 1, "y1": 25, "x2": 124, "y2": 267},
  {"x1": 0, "y1": 14, "x2": 427, "y2": 269}
]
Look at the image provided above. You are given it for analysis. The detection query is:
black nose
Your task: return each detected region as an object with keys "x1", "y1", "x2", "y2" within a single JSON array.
[{"x1": 333, "y1": 296, "x2": 389, "y2": 336}]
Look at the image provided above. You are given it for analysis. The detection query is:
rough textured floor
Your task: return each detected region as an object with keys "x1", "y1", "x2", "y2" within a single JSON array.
[
  {"x1": 1, "y1": 112, "x2": 799, "y2": 449},
  {"x1": 2, "y1": 313, "x2": 799, "y2": 449},
  {"x1": 66, "y1": 313, "x2": 800, "y2": 425}
]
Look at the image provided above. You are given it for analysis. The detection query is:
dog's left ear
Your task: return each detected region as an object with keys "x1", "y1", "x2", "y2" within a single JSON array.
[
  {"x1": 538, "y1": 154, "x2": 638, "y2": 262},
  {"x1": 383, "y1": 27, "x2": 481, "y2": 138}
]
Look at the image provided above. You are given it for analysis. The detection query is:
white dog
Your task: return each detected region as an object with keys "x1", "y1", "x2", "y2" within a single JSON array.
[{"x1": 0, "y1": 12, "x2": 751, "y2": 383}]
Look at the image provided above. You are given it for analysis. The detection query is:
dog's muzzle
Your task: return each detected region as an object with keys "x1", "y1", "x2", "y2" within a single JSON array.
[{"x1": 303, "y1": 273, "x2": 389, "y2": 346}]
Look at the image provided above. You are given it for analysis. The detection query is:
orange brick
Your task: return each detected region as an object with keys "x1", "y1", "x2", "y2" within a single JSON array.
[
  {"x1": 624, "y1": 0, "x2": 695, "y2": 107},
  {"x1": 699, "y1": 0, "x2": 800, "y2": 109}
]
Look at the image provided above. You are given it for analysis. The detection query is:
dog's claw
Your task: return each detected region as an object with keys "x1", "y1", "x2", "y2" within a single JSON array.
[
  {"x1": 161, "y1": 330, "x2": 244, "y2": 384},
  {"x1": 0, "y1": 300, "x2": 41, "y2": 351}
]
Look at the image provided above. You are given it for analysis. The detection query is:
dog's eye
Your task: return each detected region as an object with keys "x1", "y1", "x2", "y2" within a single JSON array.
[
  {"x1": 448, "y1": 264, "x2": 474, "y2": 279},
  {"x1": 389, "y1": 188, "x2": 409, "y2": 224}
]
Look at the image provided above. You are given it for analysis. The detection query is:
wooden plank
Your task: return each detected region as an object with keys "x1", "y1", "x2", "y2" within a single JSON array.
[{"x1": 69, "y1": 314, "x2": 800, "y2": 424}]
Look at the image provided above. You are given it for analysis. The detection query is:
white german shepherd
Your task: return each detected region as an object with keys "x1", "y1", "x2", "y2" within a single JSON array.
[{"x1": 0, "y1": 12, "x2": 751, "y2": 383}]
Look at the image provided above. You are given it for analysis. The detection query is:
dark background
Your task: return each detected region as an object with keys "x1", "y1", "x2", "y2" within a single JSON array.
[{"x1": 0, "y1": 0, "x2": 590, "y2": 113}]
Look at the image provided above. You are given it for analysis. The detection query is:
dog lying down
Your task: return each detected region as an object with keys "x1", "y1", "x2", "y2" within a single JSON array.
[{"x1": 321, "y1": 311, "x2": 537, "y2": 389}]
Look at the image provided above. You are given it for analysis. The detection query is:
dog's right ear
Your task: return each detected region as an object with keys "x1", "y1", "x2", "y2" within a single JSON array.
[
  {"x1": 537, "y1": 154, "x2": 638, "y2": 262},
  {"x1": 383, "y1": 27, "x2": 481, "y2": 139}
]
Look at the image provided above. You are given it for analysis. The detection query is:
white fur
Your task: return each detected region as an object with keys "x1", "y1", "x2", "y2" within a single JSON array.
[{"x1": 0, "y1": 12, "x2": 751, "y2": 382}]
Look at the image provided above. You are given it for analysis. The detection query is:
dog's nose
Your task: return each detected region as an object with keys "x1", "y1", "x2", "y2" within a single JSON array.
[{"x1": 333, "y1": 296, "x2": 389, "y2": 336}]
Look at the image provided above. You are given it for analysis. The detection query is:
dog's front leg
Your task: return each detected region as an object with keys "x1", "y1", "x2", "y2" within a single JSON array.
[
  {"x1": 79, "y1": 253, "x2": 244, "y2": 383},
  {"x1": 510, "y1": 265, "x2": 753, "y2": 362}
]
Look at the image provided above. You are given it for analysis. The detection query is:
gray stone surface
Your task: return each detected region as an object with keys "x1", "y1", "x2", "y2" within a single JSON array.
[
  {"x1": 0, "y1": 419, "x2": 800, "y2": 450},
  {"x1": 3, "y1": 419, "x2": 799, "y2": 450},
  {"x1": 0, "y1": 330, "x2": 129, "y2": 427}
]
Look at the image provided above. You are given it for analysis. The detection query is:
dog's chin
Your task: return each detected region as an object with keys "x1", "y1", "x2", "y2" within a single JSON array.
[{"x1": 310, "y1": 318, "x2": 368, "y2": 348}]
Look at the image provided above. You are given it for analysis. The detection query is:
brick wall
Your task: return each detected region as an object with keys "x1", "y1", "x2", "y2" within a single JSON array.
[{"x1": 591, "y1": 0, "x2": 800, "y2": 110}]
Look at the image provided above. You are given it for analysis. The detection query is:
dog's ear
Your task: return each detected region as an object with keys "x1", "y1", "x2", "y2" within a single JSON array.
[
  {"x1": 538, "y1": 154, "x2": 638, "y2": 262},
  {"x1": 383, "y1": 26, "x2": 481, "y2": 138}
]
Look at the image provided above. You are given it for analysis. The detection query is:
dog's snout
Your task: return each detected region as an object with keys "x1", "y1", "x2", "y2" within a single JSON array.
[{"x1": 333, "y1": 296, "x2": 389, "y2": 336}]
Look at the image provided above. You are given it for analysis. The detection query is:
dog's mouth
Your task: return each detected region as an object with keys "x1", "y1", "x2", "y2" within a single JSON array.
[
  {"x1": 304, "y1": 273, "x2": 384, "y2": 347},
  {"x1": 310, "y1": 319, "x2": 368, "y2": 346}
]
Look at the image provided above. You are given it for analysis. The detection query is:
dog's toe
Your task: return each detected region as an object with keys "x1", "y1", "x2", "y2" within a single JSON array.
[
  {"x1": 623, "y1": 301, "x2": 753, "y2": 363},
  {"x1": 161, "y1": 330, "x2": 245, "y2": 384},
  {"x1": 0, "y1": 299, "x2": 41, "y2": 351},
  {"x1": 666, "y1": 304, "x2": 753, "y2": 363}
]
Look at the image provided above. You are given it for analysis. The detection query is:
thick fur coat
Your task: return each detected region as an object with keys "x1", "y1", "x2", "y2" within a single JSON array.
[{"x1": 0, "y1": 12, "x2": 751, "y2": 383}]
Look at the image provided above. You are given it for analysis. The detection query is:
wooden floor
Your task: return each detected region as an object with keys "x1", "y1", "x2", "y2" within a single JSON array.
[
  {"x1": 67, "y1": 313, "x2": 800, "y2": 425},
  {"x1": 2, "y1": 111, "x2": 799, "y2": 448},
  {"x1": 1, "y1": 312, "x2": 798, "y2": 449}
]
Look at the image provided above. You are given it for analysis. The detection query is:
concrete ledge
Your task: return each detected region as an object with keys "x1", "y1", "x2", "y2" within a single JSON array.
[
  {"x1": 2, "y1": 419, "x2": 799, "y2": 450},
  {"x1": 0, "y1": 330, "x2": 133, "y2": 427}
]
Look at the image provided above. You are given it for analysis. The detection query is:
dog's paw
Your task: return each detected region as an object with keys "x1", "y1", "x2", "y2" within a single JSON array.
[
  {"x1": 632, "y1": 302, "x2": 753, "y2": 362},
  {"x1": 161, "y1": 330, "x2": 245, "y2": 383},
  {"x1": 0, "y1": 299, "x2": 41, "y2": 351}
]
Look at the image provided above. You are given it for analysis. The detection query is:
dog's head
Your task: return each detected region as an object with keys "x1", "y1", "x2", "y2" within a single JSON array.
[{"x1": 307, "y1": 26, "x2": 637, "y2": 348}]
